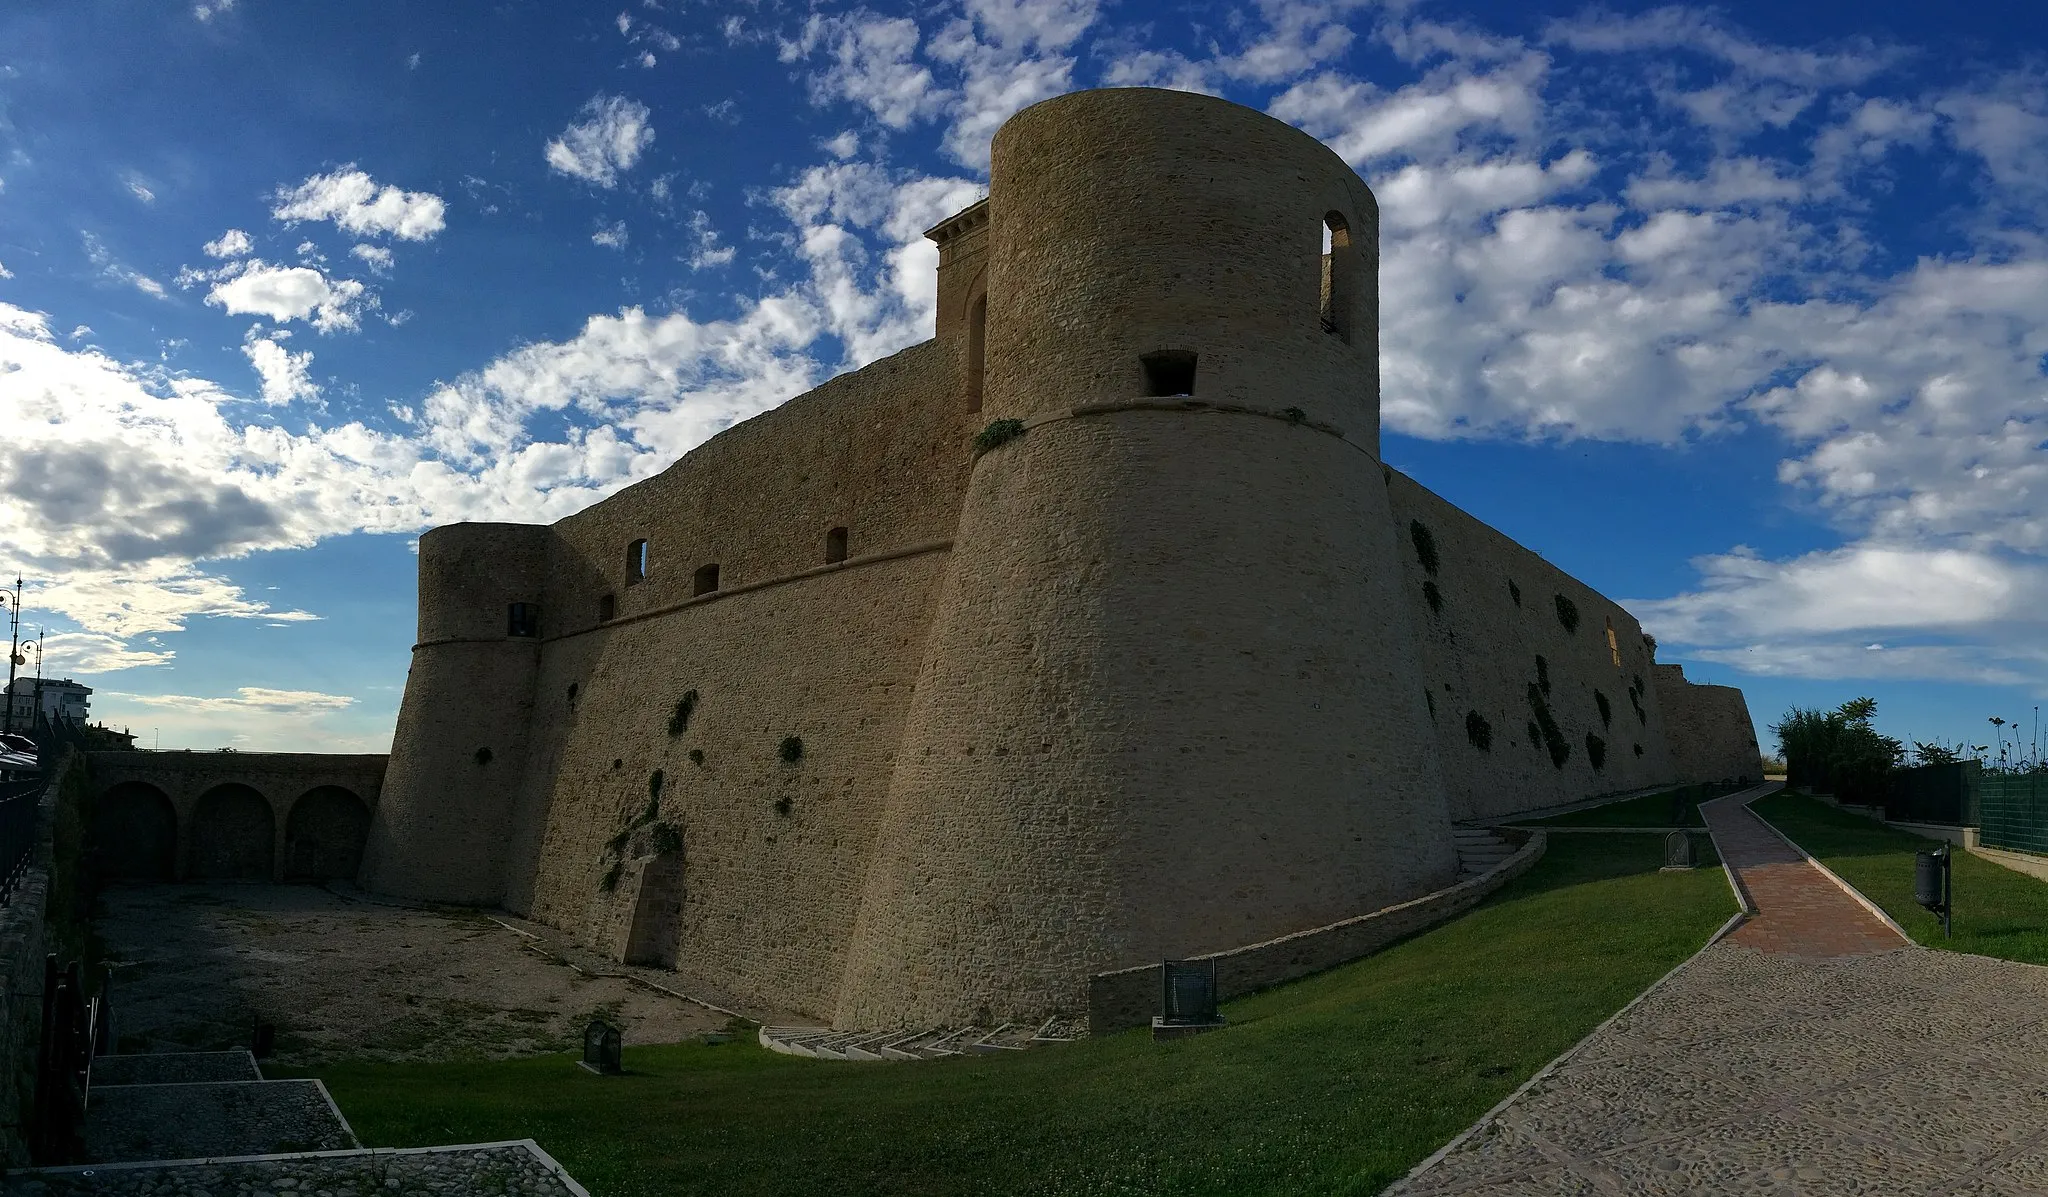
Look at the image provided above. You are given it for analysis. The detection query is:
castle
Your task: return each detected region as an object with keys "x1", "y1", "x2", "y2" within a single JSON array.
[{"x1": 358, "y1": 88, "x2": 1758, "y2": 1031}]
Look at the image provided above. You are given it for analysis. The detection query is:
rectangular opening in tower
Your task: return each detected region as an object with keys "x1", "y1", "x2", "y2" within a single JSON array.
[
  {"x1": 1141, "y1": 351, "x2": 1197, "y2": 398},
  {"x1": 627, "y1": 538, "x2": 649, "y2": 584},
  {"x1": 506, "y1": 603, "x2": 540, "y2": 638},
  {"x1": 826, "y1": 526, "x2": 849, "y2": 564},
  {"x1": 693, "y1": 564, "x2": 720, "y2": 596},
  {"x1": 598, "y1": 594, "x2": 616, "y2": 622}
]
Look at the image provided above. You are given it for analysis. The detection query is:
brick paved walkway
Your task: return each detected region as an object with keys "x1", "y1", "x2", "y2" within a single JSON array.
[{"x1": 1393, "y1": 785, "x2": 2048, "y2": 1196}]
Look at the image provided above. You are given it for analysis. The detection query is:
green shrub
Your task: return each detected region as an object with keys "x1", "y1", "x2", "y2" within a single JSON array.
[
  {"x1": 1527, "y1": 684, "x2": 1570, "y2": 769},
  {"x1": 1422, "y1": 580, "x2": 1443, "y2": 614},
  {"x1": 648, "y1": 821, "x2": 683, "y2": 856},
  {"x1": 1594, "y1": 691, "x2": 1612, "y2": 728},
  {"x1": 778, "y1": 735, "x2": 804, "y2": 764},
  {"x1": 1585, "y1": 733, "x2": 1607, "y2": 771},
  {"x1": 1507, "y1": 579, "x2": 1521, "y2": 607},
  {"x1": 1554, "y1": 594, "x2": 1580, "y2": 634},
  {"x1": 688, "y1": 749, "x2": 705, "y2": 766},
  {"x1": 648, "y1": 770, "x2": 664, "y2": 799},
  {"x1": 473, "y1": 747, "x2": 492, "y2": 766},
  {"x1": 973, "y1": 418, "x2": 1026, "y2": 455},
  {"x1": 1772, "y1": 697, "x2": 1902, "y2": 802},
  {"x1": 1465, "y1": 710, "x2": 1492, "y2": 751},
  {"x1": 1283, "y1": 406, "x2": 1307, "y2": 424},
  {"x1": 599, "y1": 859, "x2": 623, "y2": 892},
  {"x1": 1534, "y1": 655, "x2": 1550, "y2": 695},
  {"x1": 773, "y1": 795, "x2": 794, "y2": 817},
  {"x1": 668, "y1": 690, "x2": 699, "y2": 737}
]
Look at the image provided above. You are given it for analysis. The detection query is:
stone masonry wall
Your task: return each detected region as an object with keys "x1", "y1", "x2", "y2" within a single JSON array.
[
  {"x1": 1384, "y1": 472, "x2": 1684, "y2": 822},
  {"x1": 1654, "y1": 665, "x2": 1762, "y2": 784}
]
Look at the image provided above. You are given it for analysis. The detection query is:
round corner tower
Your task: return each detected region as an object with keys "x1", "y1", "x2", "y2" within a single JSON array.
[
  {"x1": 836, "y1": 88, "x2": 1455, "y2": 1030},
  {"x1": 361, "y1": 521, "x2": 551, "y2": 905}
]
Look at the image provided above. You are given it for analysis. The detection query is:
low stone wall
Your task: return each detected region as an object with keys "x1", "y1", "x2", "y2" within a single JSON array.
[
  {"x1": 0, "y1": 761, "x2": 63, "y2": 1162},
  {"x1": 1087, "y1": 829, "x2": 1546, "y2": 1033}
]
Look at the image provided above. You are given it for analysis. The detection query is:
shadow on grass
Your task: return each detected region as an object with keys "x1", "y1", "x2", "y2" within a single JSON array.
[{"x1": 285, "y1": 835, "x2": 1734, "y2": 1197}]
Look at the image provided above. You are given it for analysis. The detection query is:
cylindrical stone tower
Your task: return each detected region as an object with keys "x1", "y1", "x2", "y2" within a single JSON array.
[
  {"x1": 359, "y1": 522, "x2": 550, "y2": 904},
  {"x1": 835, "y1": 88, "x2": 1455, "y2": 1029}
]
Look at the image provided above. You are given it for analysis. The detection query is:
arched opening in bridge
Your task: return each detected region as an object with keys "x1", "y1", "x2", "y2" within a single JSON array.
[
  {"x1": 189, "y1": 783, "x2": 275, "y2": 881},
  {"x1": 825, "y1": 526, "x2": 848, "y2": 564},
  {"x1": 1321, "y1": 212, "x2": 1352, "y2": 342},
  {"x1": 92, "y1": 782, "x2": 176, "y2": 881},
  {"x1": 284, "y1": 786, "x2": 371, "y2": 882},
  {"x1": 624, "y1": 848, "x2": 684, "y2": 968}
]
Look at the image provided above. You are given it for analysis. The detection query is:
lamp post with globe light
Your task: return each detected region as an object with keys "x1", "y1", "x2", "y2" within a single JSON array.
[{"x1": 0, "y1": 578, "x2": 21, "y2": 736}]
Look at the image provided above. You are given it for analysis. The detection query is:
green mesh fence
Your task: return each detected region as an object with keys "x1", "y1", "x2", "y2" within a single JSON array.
[
  {"x1": 1979, "y1": 773, "x2": 2048, "y2": 855},
  {"x1": 1885, "y1": 761, "x2": 1980, "y2": 826}
]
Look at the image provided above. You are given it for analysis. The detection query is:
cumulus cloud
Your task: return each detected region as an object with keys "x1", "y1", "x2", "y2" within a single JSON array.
[
  {"x1": 592, "y1": 220, "x2": 630, "y2": 250},
  {"x1": 205, "y1": 261, "x2": 369, "y2": 333},
  {"x1": 94, "y1": 686, "x2": 385, "y2": 753},
  {"x1": 272, "y1": 167, "x2": 447, "y2": 241},
  {"x1": 242, "y1": 327, "x2": 319, "y2": 406},
  {"x1": 544, "y1": 95, "x2": 656, "y2": 187},
  {"x1": 203, "y1": 228, "x2": 254, "y2": 258},
  {"x1": 349, "y1": 243, "x2": 394, "y2": 272}
]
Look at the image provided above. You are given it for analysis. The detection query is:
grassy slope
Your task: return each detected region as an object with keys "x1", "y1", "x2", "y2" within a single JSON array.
[
  {"x1": 1527, "y1": 787, "x2": 1709, "y2": 828},
  {"x1": 290, "y1": 838, "x2": 1732, "y2": 1197},
  {"x1": 1752, "y1": 792, "x2": 2048, "y2": 964}
]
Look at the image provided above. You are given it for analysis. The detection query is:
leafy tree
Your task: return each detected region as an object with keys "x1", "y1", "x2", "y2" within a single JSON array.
[{"x1": 1771, "y1": 697, "x2": 1902, "y2": 804}]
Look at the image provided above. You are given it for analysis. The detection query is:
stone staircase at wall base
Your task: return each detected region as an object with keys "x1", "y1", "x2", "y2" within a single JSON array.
[
  {"x1": 1453, "y1": 828, "x2": 1517, "y2": 879},
  {"x1": 759, "y1": 1015, "x2": 1086, "y2": 1062}
]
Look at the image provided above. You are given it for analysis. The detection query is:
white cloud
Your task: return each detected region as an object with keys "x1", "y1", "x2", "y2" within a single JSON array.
[
  {"x1": 205, "y1": 261, "x2": 369, "y2": 333},
  {"x1": 685, "y1": 210, "x2": 733, "y2": 270},
  {"x1": 242, "y1": 327, "x2": 319, "y2": 406},
  {"x1": 1544, "y1": 9, "x2": 1902, "y2": 88},
  {"x1": 124, "y1": 174, "x2": 156, "y2": 204},
  {"x1": 203, "y1": 228, "x2": 254, "y2": 258},
  {"x1": 592, "y1": 220, "x2": 630, "y2": 249},
  {"x1": 544, "y1": 95, "x2": 655, "y2": 188},
  {"x1": 272, "y1": 167, "x2": 448, "y2": 241},
  {"x1": 784, "y1": 13, "x2": 952, "y2": 131},
  {"x1": 0, "y1": 261, "x2": 11, "y2": 280},
  {"x1": 95, "y1": 687, "x2": 385, "y2": 753},
  {"x1": 81, "y1": 232, "x2": 168, "y2": 299},
  {"x1": 407, "y1": 51, "x2": 421, "y2": 70},
  {"x1": 192, "y1": 0, "x2": 235, "y2": 21},
  {"x1": 349, "y1": 243, "x2": 394, "y2": 272}
]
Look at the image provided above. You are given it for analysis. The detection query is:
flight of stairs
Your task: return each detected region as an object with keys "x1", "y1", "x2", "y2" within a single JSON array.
[
  {"x1": 1453, "y1": 827, "x2": 1518, "y2": 879},
  {"x1": 760, "y1": 1015, "x2": 1086, "y2": 1061}
]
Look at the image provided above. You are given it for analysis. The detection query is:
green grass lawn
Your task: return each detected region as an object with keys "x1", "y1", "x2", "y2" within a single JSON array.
[
  {"x1": 286, "y1": 837, "x2": 1733, "y2": 1197},
  {"x1": 1525, "y1": 786, "x2": 1711, "y2": 828},
  {"x1": 1752, "y1": 792, "x2": 2048, "y2": 964}
]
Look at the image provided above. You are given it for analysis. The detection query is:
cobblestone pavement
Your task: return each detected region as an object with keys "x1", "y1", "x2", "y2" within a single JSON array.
[
  {"x1": 3, "y1": 1141, "x2": 585, "y2": 1196},
  {"x1": 1396, "y1": 789, "x2": 2048, "y2": 1196}
]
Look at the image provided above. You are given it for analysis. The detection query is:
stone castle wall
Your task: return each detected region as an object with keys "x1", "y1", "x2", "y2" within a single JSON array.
[
  {"x1": 367, "y1": 86, "x2": 1761, "y2": 1030},
  {"x1": 1654, "y1": 665, "x2": 1761, "y2": 784}
]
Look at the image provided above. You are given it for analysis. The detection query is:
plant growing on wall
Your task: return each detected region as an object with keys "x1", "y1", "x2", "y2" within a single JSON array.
[
  {"x1": 1627, "y1": 677, "x2": 1648, "y2": 725},
  {"x1": 1634, "y1": 743, "x2": 1644, "y2": 757},
  {"x1": 1423, "y1": 580, "x2": 1444, "y2": 614},
  {"x1": 1534, "y1": 655, "x2": 1551, "y2": 695},
  {"x1": 1526, "y1": 684, "x2": 1571, "y2": 769},
  {"x1": 1585, "y1": 733, "x2": 1607, "y2": 771},
  {"x1": 473, "y1": 747, "x2": 492, "y2": 766},
  {"x1": 973, "y1": 418, "x2": 1026, "y2": 455},
  {"x1": 669, "y1": 690, "x2": 699, "y2": 737},
  {"x1": 1526, "y1": 720, "x2": 1541, "y2": 750},
  {"x1": 1643, "y1": 633, "x2": 1658, "y2": 658},
  {"x1": 1425, "y1": 689, "x2": 1436, "y2": 718},
  {"x1": 1409, "y1": 520, "x2": 1440, "y2": 575},
  {"x1": 1283, "y1": 406, "x2": 1307, "y2": 424},
  {"x1": 1507, "y1": 579, "x2": 1522, "y2": 606},
  {"x1": 648, "y1": 821, "x2": 683, "y2": 856},
  {"x1": 1594, "y1": 691, "x2": 1613, "y2": 728},
  {"x1": 649, "y1": 769, "x2": 665, "y2": 799},
  {"x1": 1465, "y1": 710, "x2": 1492, "y2": 751},
  {"x1": 773, "y1": 795, "x2": 794, "y2": 817},
  {"x1": 689, "y1": 749, "x2": 705, "y2": 766},
  {"x1": 600, "y1": 859, "x2": 623, "y2": 892},
  {"x1": 778, "y1": 735, "x2": 804, "y2": 764},
  {"x1": 1554, "y1": 594, "x2": 1580, "y2": 634}
]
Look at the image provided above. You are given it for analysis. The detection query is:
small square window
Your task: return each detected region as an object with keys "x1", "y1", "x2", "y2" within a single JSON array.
[
  {"x1": 598, "y1": 594, "x2": 616, "y2": 622},
  {"x1": 826, "y1": 526, "x2": 849, "y2": 564},
  {"x1": 1141, "y1": 351, "x2": 1197, "y2": 397},
  {"x1": 693, "y1": 564, "x2": 720, "y2": 596},
  {"x1": 507, "y1": 603, "x2": 541, "y2": 638}
]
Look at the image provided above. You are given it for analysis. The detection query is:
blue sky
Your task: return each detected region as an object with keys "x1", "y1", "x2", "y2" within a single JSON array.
[{"x1": 1, "y1": 0, "x2": 2045, "y2": 762}]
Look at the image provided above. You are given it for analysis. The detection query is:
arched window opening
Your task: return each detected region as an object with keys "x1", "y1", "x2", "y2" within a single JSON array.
[
  {"x1": 1606, "y1": 618, "x2": 1622, "y2": 668},
  {"x1": 598, "y1": 593, "x2": 617, "y2": 623},
  {"x1": 966, "y1": 292, "x2": 987, "y2": 412},
  {"x1": 1321, "y1": 212, "x2": 1352, "y2": 342},
  {"x1": 693, "y1": 564, "x2": 721, "y2": 596},
  {"x1": 826, "y1": 526, "x2": 849, "y2": 564},
  {"x1": 507, "y1": 603, "x2": 540, "y2": 638},
  {"x1": 1141, "y1": 350, "x2": 1197, "y2": 398},
  {"x1": 627, "y1": 539, "x2": 649, "y2": 584}
]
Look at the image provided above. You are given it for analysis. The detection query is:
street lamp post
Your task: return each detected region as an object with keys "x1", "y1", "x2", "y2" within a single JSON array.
[{"x1": 0, "y1": 578, "x2": 21, "y2": 736}]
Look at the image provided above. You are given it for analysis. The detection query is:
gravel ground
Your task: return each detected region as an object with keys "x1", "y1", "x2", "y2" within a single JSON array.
[
  {"x1": 84, "y1": 1079, "x2": 357, "y2": 1163},
  {"x1": 3, "y1": 1142, "x2": 584, "y2": 1196},
  {"x1": 96, "y1": 882, "x2": 729, "y2": 1065}
]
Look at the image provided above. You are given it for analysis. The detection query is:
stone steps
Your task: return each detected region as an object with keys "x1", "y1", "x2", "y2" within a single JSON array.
[
  {"x1": 1453, "y1": 829, "x2": 1517, "y2": 878},
  {"x1": 759, "y1": 1015, "x2": 1085, "y2": 1062}
]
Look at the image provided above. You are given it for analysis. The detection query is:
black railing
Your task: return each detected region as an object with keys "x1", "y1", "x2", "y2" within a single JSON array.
[
  {"x1": 31, "y1": 956, "x2": 107, "y2": 1164},
  {"x1": 0, "y1": 776, "x2": 40, "y2": 905}
]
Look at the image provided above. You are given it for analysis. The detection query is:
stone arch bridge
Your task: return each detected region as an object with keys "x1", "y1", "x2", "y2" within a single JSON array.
[{"x1": 84, "y1": 751, "x2": 388, "y2": 884}]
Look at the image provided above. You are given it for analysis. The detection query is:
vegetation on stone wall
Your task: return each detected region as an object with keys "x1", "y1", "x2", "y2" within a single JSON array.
[
  {"x1": 1465, "y1": 710, "x2": 1492, "y2": 751},
  {"x1": 972, "y1": 418, "x2": 1026, "y2": 455},
  {"x1": 648, "y1": 770, "x2": 664, "y2": 800},
  {"x1": 648, "y1": 821, "x2": 683, "y2": 857},
  {"x1": 1553, "y1": 593, "x2": 1580, "y2": 634},
  {"x1": 1283, "y1": 406, "x2": 1307, "y2": 425},
  {"x1": 778, "y1": 736, "x2": 804, "y2": 764},
  {"x1": 1643, "y1": 634, "x2": 1658, "y2": 658},
  {"x1": 688, "y1": 749, "x2": 705, "y2": 766},
  {"x1": 773, "y1": 796, "x2": 794, "y2": 817},
  {"x1": 1627, "y1": 676, "x2": 1648, "y2": 725},
  {"x1": 668, "y1": 691, "x2": 699, "y2": 737},
  {"x1": 1422, "y1": 580, "x2": 1443, "y2": 614},
  {"x1": 1534, "y1": 655, "x2": 1551, "y2": 695},
  {"x1": 1408, "y1": 520, "x2": 1439, "y2": 575},
  {"x1": 1507, "y1": 579, "x2": 1522, "y2": 607},
  {"x1": 1585, "y1": 733, "x2": 1607, "y2": 771},
  {"x1": 1526, "y1": 685, "x2": 1571, "y2": 769},
  {"x1": 1594, "y1": 690, "x2": 1612, "y2": 728}
]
